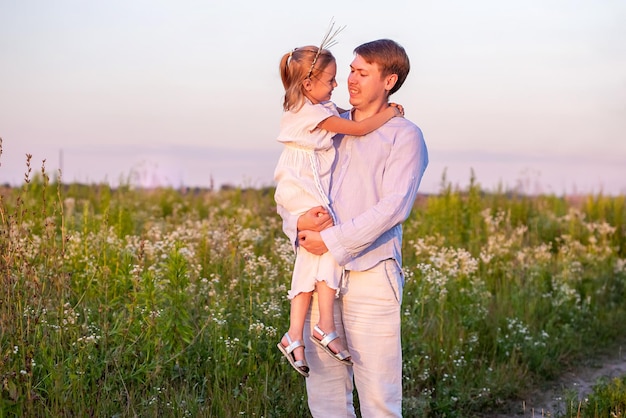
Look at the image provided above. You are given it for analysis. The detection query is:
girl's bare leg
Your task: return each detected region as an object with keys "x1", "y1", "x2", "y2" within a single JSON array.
[
  {"x1": 313, "y1": 281, "x2": 350, "y2": 357},
  {"x1": 281, "y1": 291, "x2": 312, "y2": 362}
]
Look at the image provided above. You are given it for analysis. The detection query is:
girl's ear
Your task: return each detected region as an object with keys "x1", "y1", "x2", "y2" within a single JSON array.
[{"x1": 302, "y1": 78, "x2": 313, "y2": 91}]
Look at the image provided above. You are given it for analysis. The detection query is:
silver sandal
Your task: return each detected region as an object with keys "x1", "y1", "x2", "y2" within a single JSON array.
[
  {"x1": 310, "y1": 324, "x2": 353, "y2": 366},
  {"x1": 277, "y1": 333, "x2": 309, "y2": 377}
]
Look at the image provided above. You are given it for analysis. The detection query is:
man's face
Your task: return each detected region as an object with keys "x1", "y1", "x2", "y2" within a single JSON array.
[{"x1": 347, "y1": 54, "x2": 387, "y2": 111}]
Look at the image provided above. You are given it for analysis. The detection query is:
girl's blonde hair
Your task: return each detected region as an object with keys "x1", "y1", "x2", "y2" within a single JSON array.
[{"x1": 279, "y1": 46, "x2": 335, "y2": 112}]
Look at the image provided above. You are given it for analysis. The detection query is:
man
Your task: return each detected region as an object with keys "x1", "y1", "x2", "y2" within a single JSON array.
[{"x1": 278, "y1": 39, "x2": 428, "y2": 417}]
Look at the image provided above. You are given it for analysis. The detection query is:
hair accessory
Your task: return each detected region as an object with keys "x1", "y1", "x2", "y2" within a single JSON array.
[{"x1": 307, "y1": 19, "x2": 346, "y2": 79}]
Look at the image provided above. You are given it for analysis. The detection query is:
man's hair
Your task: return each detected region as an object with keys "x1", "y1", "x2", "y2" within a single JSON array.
[{"x1": 354, "y1": 39, "x2": 410, "y2": 96}]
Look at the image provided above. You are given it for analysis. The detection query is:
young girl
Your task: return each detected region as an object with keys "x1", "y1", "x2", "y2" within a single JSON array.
[{"x1": 274, "y1": 33, "x2": 403, "y2": 377}]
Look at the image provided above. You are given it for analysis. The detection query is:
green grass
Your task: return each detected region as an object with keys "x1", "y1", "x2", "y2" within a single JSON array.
[
  {"x1": 1, "y1": 155, "x2": 626, "y2": 417},
  {"x1": 564, "y1": 376, "x2": 626, "y2": 418}
]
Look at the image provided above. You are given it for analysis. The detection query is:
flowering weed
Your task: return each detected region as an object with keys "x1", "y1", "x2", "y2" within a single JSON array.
[{"x1": 1, "y1": 155, "x2": 625, "y2": 416}]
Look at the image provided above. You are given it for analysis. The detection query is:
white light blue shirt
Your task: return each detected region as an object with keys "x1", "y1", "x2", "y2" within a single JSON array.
[{"x1": 277, "y1": 110, "x2": 428, "y2": 271}]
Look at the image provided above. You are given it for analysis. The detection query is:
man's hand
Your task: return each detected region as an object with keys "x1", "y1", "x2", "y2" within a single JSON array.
[
  {"x1": 298, "y1": 230, "x2": 329, "y2": 255},
  {"x1": 297, "y1": 206, "x2": 333, "y2": 232},
  {"x1": 297, "y1": 206, "x2": 333, "y2": 255}
]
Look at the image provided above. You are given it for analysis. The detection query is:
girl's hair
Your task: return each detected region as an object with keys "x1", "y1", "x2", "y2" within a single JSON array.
[{"x1": 279, "y1": 46, "x2": 335, "y2": 112}]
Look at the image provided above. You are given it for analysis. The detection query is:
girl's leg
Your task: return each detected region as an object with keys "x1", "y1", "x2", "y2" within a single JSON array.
[
  {"x1": 281, "y1": 291, "x2": 312, "y2": 362},
  {"x1": 313, "y1": 281, "x2": 349, "y2": 356}
]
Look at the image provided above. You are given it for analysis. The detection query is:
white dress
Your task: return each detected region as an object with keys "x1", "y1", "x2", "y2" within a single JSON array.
[{"x1": 274, "y1": 99, "x2": 343, "y2": 299}]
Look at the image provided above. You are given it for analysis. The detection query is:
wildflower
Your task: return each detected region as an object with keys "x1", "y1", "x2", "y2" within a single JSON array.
[{"x1": 222, "y1": 337, "x2": 240, "y2": 349}]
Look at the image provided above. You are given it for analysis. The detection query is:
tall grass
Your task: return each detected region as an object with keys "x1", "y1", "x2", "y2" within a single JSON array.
[
  {"x1": 1, "y1": 153, "x2": 625, "y2": 417},
  {"x1": 565, "y1": 376, "x2": 626, "y2": 417},
  {"x1": 401, "y1": 177, "x2": 626, "y2": 416}
]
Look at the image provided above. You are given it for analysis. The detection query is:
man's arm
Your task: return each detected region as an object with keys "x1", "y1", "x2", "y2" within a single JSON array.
[{"x1": 310, "y1": 124, "x2": 428, "y2": 265}]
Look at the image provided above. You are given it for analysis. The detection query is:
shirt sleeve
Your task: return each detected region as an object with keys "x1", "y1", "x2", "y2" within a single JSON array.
[{"x1": 320, "y1": 124, "x2": 429, "y2": 266}]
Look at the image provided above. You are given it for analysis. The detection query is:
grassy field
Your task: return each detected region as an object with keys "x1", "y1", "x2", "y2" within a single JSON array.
[{"x1": 1, "y1": 158, "x2": 625, "y2": 417}]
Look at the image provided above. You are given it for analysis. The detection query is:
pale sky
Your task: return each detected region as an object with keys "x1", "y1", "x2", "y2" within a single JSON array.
[{"x1": 1, "y1": 0, "x2": 625, "y2": 195}]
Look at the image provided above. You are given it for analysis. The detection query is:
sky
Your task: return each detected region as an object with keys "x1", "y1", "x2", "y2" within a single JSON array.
[{"x1": 1, "y1": 0, "x2": 625, "y2": 195}]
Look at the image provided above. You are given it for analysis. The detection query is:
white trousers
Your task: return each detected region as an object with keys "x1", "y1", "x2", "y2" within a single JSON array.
[{"x1": 304, "y1": 259, "x2": 404, "y2": 418}]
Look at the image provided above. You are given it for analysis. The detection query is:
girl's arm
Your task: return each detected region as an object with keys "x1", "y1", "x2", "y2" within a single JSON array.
[{"x1": 317, "y1": 104, "x2": 402, "y2": 136}]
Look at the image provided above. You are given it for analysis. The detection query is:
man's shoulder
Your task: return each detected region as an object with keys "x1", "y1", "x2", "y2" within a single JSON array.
[{"x1": 386, "y1": 116, "x2": 424, "y2": 139}]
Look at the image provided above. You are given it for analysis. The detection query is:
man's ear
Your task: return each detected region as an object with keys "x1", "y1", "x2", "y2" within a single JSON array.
[{"x1": 384, "y1": 74, "x2": 398, "y2": 92}]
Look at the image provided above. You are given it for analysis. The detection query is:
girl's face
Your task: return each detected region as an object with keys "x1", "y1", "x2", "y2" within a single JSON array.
[{"x1": 304, "y1": 60, "x2": 338, "y2": 104}]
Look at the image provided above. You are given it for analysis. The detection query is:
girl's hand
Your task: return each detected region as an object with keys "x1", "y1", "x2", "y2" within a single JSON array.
[{"x1": 389, "y1": 102, "x2": 404, "y2": 117}]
